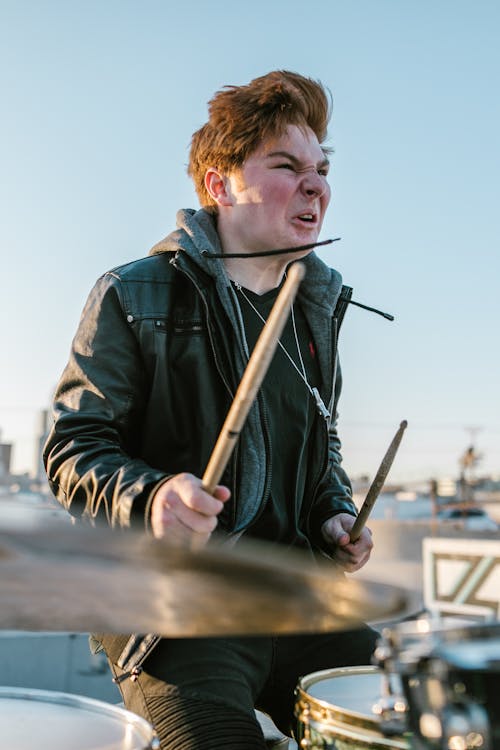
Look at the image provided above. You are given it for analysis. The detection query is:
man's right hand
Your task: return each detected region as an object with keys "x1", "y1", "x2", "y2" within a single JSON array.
[{"x1": 150, "y1": 472, "x2": 230, "y2": 546}]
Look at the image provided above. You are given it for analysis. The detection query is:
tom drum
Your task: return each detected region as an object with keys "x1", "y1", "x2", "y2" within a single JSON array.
[{"x1": 0, "y1": 687, "x2": 160, "y2": 749}]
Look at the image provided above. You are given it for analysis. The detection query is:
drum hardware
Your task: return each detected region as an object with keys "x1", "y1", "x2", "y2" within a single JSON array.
[
  {"x1": 402, "y1": 655, "x2": 491, "y2": 750},
  {"x1": 372, "y1": 634, "x2": 413, "y2": 737},
  {"x1": 371, "y1": 669, "x2": 409, "y2": 737},
  {"x1": 373, "y1": 632, "x2": 491, "y2": 747},
  {"x1": 374, "y1": 617, "x2": 500, "y2": 750},
  {"x1": 417, "y1": 693, "x2": 490, "y2": 750}
]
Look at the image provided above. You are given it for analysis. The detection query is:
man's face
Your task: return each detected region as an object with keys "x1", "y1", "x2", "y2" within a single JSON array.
[{"x1": 222, "y1": 124, "x2": 331, "y2": 255}]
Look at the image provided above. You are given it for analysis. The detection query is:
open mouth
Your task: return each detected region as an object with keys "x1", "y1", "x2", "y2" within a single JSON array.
[{"x1": 296, "y1": 213, "x2": 316, "y2": 224}]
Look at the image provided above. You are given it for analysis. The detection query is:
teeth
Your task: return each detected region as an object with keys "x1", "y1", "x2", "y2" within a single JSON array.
[{"x1": 299, "y1": 214, "x2": 313, "y2": 221}]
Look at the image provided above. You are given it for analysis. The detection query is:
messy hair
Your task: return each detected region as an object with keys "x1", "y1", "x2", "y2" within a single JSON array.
[{"x1": 188, "y1": 70, "x2": 332, "y2": 209}]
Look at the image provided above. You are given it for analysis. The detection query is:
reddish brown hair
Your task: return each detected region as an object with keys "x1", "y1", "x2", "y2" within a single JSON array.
[{"x1": 188, "y1": 70, "x2": 332, "y2": 209}]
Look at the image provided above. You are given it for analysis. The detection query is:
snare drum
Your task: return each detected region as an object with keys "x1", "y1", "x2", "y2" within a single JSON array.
[
  {"x1": 0, "y1": 687, "x2": 160, "y2": 749},
  {"x1": 295, "y1": 666, "x2": 410, "y2": 749}
]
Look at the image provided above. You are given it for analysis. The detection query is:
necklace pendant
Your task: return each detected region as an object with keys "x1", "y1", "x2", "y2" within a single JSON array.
[{"x1": 312, "y1": 387, "x2": 330, "y2": 420}]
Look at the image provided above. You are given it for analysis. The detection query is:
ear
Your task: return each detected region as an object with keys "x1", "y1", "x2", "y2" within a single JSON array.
[{"x1": 205, "y1": 168, "x2": 233, "y2": 207}]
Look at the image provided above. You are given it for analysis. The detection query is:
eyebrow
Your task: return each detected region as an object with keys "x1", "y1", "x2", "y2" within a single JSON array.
[{"x1": 265, "y1": 150, "x2": 330, "y2": 169}]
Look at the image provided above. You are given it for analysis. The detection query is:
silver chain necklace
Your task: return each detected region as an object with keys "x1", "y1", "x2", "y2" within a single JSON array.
[{"x1": 232, "y1": 280, "x2": 330, "y2": 420}]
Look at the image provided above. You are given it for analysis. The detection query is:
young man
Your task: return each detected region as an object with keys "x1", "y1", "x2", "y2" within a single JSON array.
[{"x1": 44, "y1": 70, "x2": 377, "y2": 749}]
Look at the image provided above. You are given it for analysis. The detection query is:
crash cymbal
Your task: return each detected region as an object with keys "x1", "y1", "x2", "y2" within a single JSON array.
[{"x1": 0, "y1": 504, "x2": 411, "y2": 635}]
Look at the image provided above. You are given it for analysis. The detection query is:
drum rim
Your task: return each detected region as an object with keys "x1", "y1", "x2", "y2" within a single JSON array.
[{"x1": 0, "y1": 686, "x2": 159, "y2": 746}]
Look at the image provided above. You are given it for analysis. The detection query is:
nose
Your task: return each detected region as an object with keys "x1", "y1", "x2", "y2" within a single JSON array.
[{"x1": 299, "y1": 167, "x2": 328, "y2": 198}]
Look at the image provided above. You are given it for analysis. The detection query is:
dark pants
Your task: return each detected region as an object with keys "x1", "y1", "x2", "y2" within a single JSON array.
[{"x1": 101, "y1": 626, "x2": 379, "y2": 749}]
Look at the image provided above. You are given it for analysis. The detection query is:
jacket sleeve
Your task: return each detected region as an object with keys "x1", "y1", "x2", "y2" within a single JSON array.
[
  {"x1": 43, "y1": 273, "x2": 168, "y2": 529},
  {"x1": 307, "y1": 359, "x2": 358, "y2": 550}
]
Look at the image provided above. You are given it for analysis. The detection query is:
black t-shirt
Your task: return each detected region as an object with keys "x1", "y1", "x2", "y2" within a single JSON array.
[{"x1": 234, "y1": 282, "x2": 321, "y2": 547}]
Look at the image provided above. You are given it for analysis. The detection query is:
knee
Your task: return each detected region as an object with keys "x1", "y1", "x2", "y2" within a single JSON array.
[{"x1": 143, "y1": 689, "x2": 269, "y2": 750}]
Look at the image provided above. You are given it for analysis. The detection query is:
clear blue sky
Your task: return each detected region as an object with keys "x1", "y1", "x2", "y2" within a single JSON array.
[{"x1": 1, "y1": 0, "x2": 499, "y2": 484}]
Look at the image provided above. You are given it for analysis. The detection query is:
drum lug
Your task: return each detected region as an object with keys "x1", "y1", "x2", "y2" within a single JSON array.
[
  {"x1": 372, "y1": 670, "x2": 409, "y2": 736},
  {"x1": 373, "y1": 695, "x2": 409, "y2": 737}
]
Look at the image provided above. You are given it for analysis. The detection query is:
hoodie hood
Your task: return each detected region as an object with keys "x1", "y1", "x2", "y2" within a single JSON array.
[
  {"x1": 150, "y1": 208, "x2": 344, "y2": 316},
  {"x1": 150, "y1": 209, "x2": 224, "y2": 276}
]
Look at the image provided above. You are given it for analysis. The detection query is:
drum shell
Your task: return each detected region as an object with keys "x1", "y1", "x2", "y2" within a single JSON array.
[
  {"x1": 0, "y1": 686, "x2": 160, "y2": 749},
  {"x1": 295, "y1": 666, "x2": 410, "y2": 750}
]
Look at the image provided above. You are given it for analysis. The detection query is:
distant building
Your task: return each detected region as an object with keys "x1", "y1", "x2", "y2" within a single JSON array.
[{"x1": 0, "y1": 440, "x2": 12, "y2": 482}]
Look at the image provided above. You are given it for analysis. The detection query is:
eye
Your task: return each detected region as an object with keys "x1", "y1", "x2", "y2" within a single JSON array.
[
  {"x1": 276, "y1": 162, "x2": 296, "y2": 171},
  {"x1": 318, "y1": 166, "x2": 330, "y2": 177}
]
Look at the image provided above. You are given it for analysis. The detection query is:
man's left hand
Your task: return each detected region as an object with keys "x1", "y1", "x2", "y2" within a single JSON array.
[{"x1": 321, "y1": 513, "x2": 373, "y2": 572}]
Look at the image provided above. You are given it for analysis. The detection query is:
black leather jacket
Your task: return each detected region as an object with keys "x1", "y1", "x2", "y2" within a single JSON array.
[{"x1": 44, "y1": 209, "x2": 357, "y2": 547}]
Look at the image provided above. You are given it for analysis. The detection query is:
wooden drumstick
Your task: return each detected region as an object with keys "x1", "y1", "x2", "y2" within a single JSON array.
[
  {"x1": 349, "y1": 420, "x2": 408, "y2": 543},
  {"x1": 202, "y1": 262, "x2": 306, "y2": 494}
]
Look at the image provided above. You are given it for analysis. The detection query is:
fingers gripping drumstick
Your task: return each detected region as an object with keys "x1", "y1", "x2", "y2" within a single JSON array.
[
  {"x1": 349, "y1": 420, "x2": 408, "y2": 543},
  {"x1": 202, "y1": 262, "x2": 306, "y2": 495}
]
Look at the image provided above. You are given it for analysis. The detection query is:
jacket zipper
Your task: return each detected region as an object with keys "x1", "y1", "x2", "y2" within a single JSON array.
[
  {"x1": 327, "y1": 317, "x2": 339, "y2": 421},
  {"x1": 307, "y1": 315, "x2": 338, "y2": 509}
]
